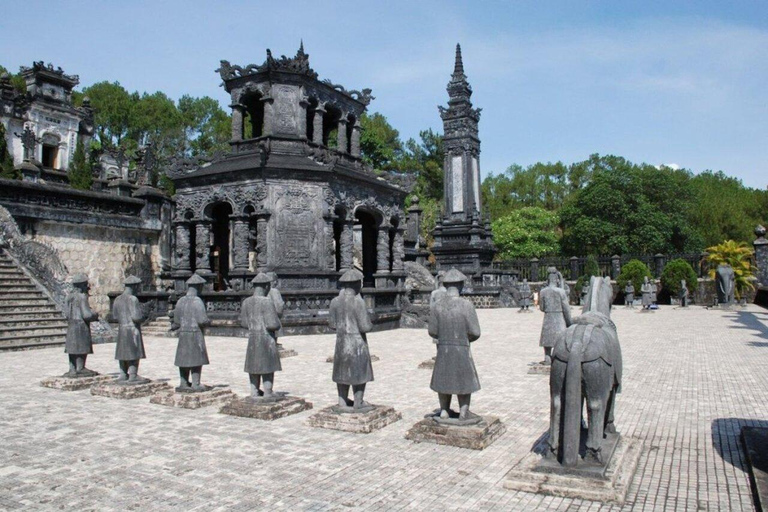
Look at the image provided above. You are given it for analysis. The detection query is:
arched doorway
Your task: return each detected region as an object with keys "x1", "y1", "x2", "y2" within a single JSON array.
[
  {"x1": 333, "y1": 206, "x2": 346, "y2": 271},
  {"x1": 355, "y1": 209, "x2": 378, "y2": 286},
  {"x1": 209, "y1": 202, "x2": 233, "y2": 291}
]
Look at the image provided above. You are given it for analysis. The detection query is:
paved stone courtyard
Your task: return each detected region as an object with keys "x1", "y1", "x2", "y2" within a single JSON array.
[{"x1": 1, "y1": 305, "x2": 767, "y2": 511}]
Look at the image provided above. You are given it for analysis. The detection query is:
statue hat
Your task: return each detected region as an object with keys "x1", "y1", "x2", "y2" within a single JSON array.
[
  {"x1": 251, "y1": 272, "x2": 272, "y2": 285},
  {"x1": 186, "y1": 274, "x2": 207, "y2": 286},
  {"x1": 546, "y1": 266, "x2": 558, "y2": 276},
  {"x1": 339, "y1": 268, "x2": 364, "y2": 283},
  {"x1": 266, "y1": 271, "x2": 278, "y2": 282},
  {"x1": 123, "y1": 275, "x2": 142, "y2": 285},
  {"x1": 442, "y1": 268, "x2": 467, "y2": 284},
  {"x1": 71, "y1": 273, "x2": 89, "y2": 284}
]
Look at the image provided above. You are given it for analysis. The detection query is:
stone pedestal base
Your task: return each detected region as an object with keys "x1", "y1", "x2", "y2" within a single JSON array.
[
  {"x1": 405, "y1": 414, "x2": 505, "y2": 450},
  {"x1": 326, "y1": 355, "x2": 379, "y2": 363},
  {"x1": 91, "y1": 379, "x2": 171, "y2": 399},
  {"x1": 278, "y1": 348, "x2": 298, "y2": 358},
  {"x1": 308, "y1": 405, "x2": 401, "y2": 433},
  {"x1": 418, "y1": 357, "x2": 436, "y2": 369},
  {"x1": 41, "y1": 373, "x2": 113, "y2": 391},
  {"x1": 504, "y1": 435, "x2": 643, "y2": 504},
  {"x1": 527, "y1": 362, "x2": 551, "y2": 375},
  {"x1": 220, "y1": 394, "x2": 312, "y2": 420},
  {"x1": 150, "y1": 386, "x2": 234, "y2": 409}
]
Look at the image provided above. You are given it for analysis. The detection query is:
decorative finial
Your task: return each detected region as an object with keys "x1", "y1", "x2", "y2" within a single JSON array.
[
  {"x1": 299, "y1": 39, "x2": 305, "y2": 55},
  {"x1": 453, "y1": 43, "x2": 465, "y2": 78}
]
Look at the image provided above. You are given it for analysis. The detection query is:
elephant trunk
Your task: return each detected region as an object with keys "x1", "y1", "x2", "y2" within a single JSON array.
[{"x1": 563, "y1": 337, "x2": 583, "y2": 467}]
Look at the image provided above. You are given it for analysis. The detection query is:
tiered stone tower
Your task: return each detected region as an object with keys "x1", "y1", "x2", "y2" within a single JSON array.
[{"x1": 432, "y1": 44, "x2": 495, "y2": 275}]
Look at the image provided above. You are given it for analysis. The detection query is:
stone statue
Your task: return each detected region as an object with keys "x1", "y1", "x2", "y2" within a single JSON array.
[
  {"x1": 624, "y1": 283, "x2": 635, "y2": 308},
  {"x1": 63, "y1": 274, "x2": 99, "y2": 377},
  {"x1": 267, "y1": 271, "x2": 285, "y2": 341},
  {"x1": 641, "y1": 276, "x2": 653, "y2": 310},
  {"x1": 549, "y1": 276, "x2": 622, "y2": 466},
  {"x1": 679, "y1": 279, "x2": 689, "y2": 308},
  {"x1": 429, "y1": 270, "x2": 447, "y2": 308},
  {"x1": 428, "y1": 268, "x2": 481, "y2": 421},
  {"x1": 240, "y1": 273, "x2": 282, "y2": 399},
  {"x1": 112, "y1": 275, "x2": 147, "y2": 382},
  {"x1": 328, "y1": 269, "x2": 374, "y2": 410},
  {"x1": 539, "y1": 267, "x2": 572, "y2": 366},
  {"x1": 171, "y1": 274, "x2": 211, "y2": 391},
  {"x1": 556, "y1": 271, "x2": 570, "y2": 301},
  {"x1": 580, "y1": 282, "x2": 590, "y2": 306},
  {"x1": 518, "y1": 279, "x2": 532, "y2": 311},
  {"x1": 651, "y1": 281, "x2": 658, "y2": 305},
  {"x1": 716, "y1": 263, "x2": 736, "y2": 306}
]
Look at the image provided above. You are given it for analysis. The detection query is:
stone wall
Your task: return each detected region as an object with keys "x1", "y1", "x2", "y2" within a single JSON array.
[{"x1": 29, "y1": 221, "x2": 160, "y2": 314}]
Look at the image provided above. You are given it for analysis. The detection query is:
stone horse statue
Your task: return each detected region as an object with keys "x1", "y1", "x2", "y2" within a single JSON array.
[
  {"x1": 548, "y1": 276, "x2": 622, "y2": 467},
  {"x1": 715, "y1": 263, "x2": 736, "y2": 306}
]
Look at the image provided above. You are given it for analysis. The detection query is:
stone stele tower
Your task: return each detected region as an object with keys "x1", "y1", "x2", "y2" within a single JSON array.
[{"x1": 432, "y1": 44, "x2": 495, "y2": 275}]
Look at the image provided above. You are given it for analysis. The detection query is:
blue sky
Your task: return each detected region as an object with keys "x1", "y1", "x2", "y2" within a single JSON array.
[{"x1": 1, "y1": 1, "x2": 766, "y2": 188}]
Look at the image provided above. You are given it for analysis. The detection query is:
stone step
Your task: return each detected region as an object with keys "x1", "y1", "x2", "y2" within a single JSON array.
[
  {"x1": 0, "y1": 317, "x2": 67, "y2": 328},
  {"x1": 0, "y1": 311, "x2": 63, "y2": 321},
  {"x1": 0, "y1": 334, "x2": 66, "y2": 351},
  {"x1": 0, "y1": 324, "x2": 68, "y2": 337},
  {"x1": 0, "y1": 299, "x2": 54, "y2": 308},
  {"x1": 0, "y1": 279, "x2": 35, "y2": 285},
  {"x1": 0, "y1": 292, "x2": 47, "y2": 299},
  {"x1": 0, "y1": 303, "x2": 58, "y2": 312},
  {"x1": 0, "y1": 270, "x2": 25, "y2": 276}
]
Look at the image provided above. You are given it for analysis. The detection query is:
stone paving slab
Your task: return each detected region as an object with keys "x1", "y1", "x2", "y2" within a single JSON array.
[{"x1": 1, "y1": 305, "x2": 767, "y2": 510}]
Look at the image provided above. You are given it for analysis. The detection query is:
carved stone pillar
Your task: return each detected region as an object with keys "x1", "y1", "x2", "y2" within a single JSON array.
[
  {"x1": 173, "y1": 221, "x2": 192, "y2": 271},
  {"x1": 340, "y1": 217, "x2": 354, "y2": 271},
  {"x1": 298, "y1": 97, "x2": 309, "y2": 139},
  {"x1": 254, "y1": 210, "x2": 271, "y2": 272},
  {"x1": 376, "y1": 225, "x2": 390, "y2": 273},
  {"x1": 392, "y1": 227, "x2": 405, "y2": 272},
  {"x1": 230, "y1": 103, "x2": 244, "y2": 142},
  {"x1": 231, "y1": 215, "x2": 250, "y2": 272},
  {"x1": 195, "y1": 221, "x2": 212, "y2": 274},
  {"x1": 324, "y1": 213, "x2": 336, "y2": 271},
  {"x1": 350, "y1": 119, "x2": 362, "y2": 157},
  {"x1": 337, "y1": 117, "x2": 349, "y2": 153},
  {"x1": 312, "y1": 106, "x2": 325, "y2": 145},
  {"x1": 753, "y1": 225, "x2": 767, "y2": 286},
  {"x1": 261, "y1": 95, "x2": 274, "y2": 136}
]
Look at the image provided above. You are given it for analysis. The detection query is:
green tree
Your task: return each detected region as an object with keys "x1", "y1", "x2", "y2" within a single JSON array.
[
  {"x1": 617, "y1": 259, "x2": 653, "y2": 294},
  {"x1": 399, "y1": 129, "x2": 444, "y2": 201},
  {"x1": 359, "y1": 112, "x2": 402, "y2": 171},
  {"x1": 0, "y1": 65, "x2": 26, "y2": 93},
  {"x1": 660, "y1": 258, "x2": 698, "y2": 297},
  {"x1": 491, "y1": 207, "x2": 560, "y2": 259},
  {"x1": 68, "y1": 138, "x2": 92, "y2": 190},
  {"x1": 82, "y1": 81, "x2": 134, "y2": 149},
  {"x1": 575, "y1": 255, "x2": 601, "y2": 294},
  {"x1": 177, "y1": 95, "x2": 230, "y2": 157}
]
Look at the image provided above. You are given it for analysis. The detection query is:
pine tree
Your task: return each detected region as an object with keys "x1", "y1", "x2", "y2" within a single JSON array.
[
  {"x1": 68, "y1": 137, "x2": 93, "y2": 190},
  {"x1": 0, "y1": 123, "x2": 18, "y2": 179}
]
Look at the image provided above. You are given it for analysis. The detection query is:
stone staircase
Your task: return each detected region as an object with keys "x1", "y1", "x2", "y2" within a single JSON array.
[
  {"x1": 142, "y1": 316, "x2": 174, "y2": 338},
  {"x1": 0, "y1": 248, "x2": 68, "y2": 351}
]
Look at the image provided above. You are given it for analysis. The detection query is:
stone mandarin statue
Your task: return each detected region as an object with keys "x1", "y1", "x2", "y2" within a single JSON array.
[
  {"x1": 429, "y1": 270, "x2": 447, "y2": 308},
  {"x1": 538, "y1": 267, "x2": 572, "y2": 366},
  {"x1": 519, "y1": 279, "x2": 532, "y2": 311},
  {"x1": 428, "y1": 268, "x2": 481, "y2": 421},
  {"x1": 624, "y1": 282, "x2": 635, "y2": 308},
  {"x1": 267, "y1": 271, "x2": 285, "y2": 344},
  {"x1": 328, "y1": 268, "x2": 374, "y2": 410},
  {"x1": 556, "y1": 270, "x2": 570, "y2": 300},
  {"x1": 112, "y1": 275, "x2": 147, "y2": 382},
  {"x1": 549, "y1": 276, "x2": 622, "y2": 466},
  {"x1": 679, "y1": 279, "x2": 689, "y2": 308},
  {"x1": 240, "y1": 273, "x2": 282, "y2": 399},
  {"x1": 640, "y1": 276, "x2": 653, "y2": 310},
  {"x1": 171, "y1": 274, "x2": 211, "y2": 391},
  {"x1": 63, "y1": 274, "x2": 99, "y2": 377}
]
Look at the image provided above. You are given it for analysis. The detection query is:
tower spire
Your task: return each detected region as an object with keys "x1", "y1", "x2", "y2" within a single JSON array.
[{"x1": 453, "y1": 43, "x2": 465, "y2": 79}]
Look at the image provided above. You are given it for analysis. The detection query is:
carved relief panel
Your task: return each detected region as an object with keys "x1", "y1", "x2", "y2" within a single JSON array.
[{"x1": 269, "y1": 183, "x2": 324, "y2": 270}]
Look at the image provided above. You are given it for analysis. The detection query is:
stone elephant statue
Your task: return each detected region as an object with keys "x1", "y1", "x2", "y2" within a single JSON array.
[{"x1": 715, "y1": 264, "x2": 735, "y2": 306}]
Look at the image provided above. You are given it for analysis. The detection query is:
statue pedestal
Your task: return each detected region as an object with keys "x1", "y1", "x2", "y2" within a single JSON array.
[
  {"x1": 220, "y1": 394, "x2": 312, "y2": 421},
  {"x1": 527, "y1": 362, "x2": 551, "y2": 375},
  {"x1": 41, "y1": 373, "x2": 112, "y2": 391},
  {"x1": 150, "y1": 385, "x2": 234, "y2": 409},
  {"x1": 504, "y1": 433, "x2": 643, "y2": 504},
  {"x1": 278, "y1": 345, "x2": 298, "y2": 358},
  {"x1": 308, "y1": 405, "x2": 401, "y2": 433},
  {"x1": 91, "y1": 379, "x2": 171, "y2": 399},
  {"x1": 405, "y1": 413, "x2": 505, "y2": 450},
  {"x1": 326, "y1": 354, "x2": 379, "y2": 363},
  {"x1": 418, "y1": 357, "x2": 435, "y2": 369}
]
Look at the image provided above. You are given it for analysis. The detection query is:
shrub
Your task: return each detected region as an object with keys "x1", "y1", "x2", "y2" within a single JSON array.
[
  {"x1": 67, "y1": 138, "x2": 93, "y2": 190},
  {"x1": 661, "y1": 259, "x2": 698, "y2": 296},
  {"x1": 705, "y1": 240, "x2": 755, "y2": 299},
  {"x1": 617, "y1": 259, "x2": 652, "y2": 293}
]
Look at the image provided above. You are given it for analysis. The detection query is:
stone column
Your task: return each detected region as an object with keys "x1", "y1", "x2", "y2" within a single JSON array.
[
  {"x1": 376, "y1": 224, "x2": 390, "y2": 273},
  {"x1": 254, "y1": 210, "x2": 271, "y2": 272},
  {"x1": 569, "y1": 256, "x2": 580, "y2": 281},
  {"x1": 230, "y1": 103, "x2": 244, "y2": 142},
  {"x1": 350, "y1": 119, "x2": 362, "y2": 157},
  {"x1": 261, "y1": 95, "x2": 274, "y2": 136},
  {"x1": 298, "y1": 97, "x2": 309, "y2": 139},
  {"x1": 611, "y1": 254, "x2": 621, "y2": 280},
  {"x1": 340, "y1": 217, "x2": 354, "y2": 271},
  {"x1": 337, "y1": 117, "x2": 349, "y2": 153},
  {"x1": 392, "y1": 227, "x2": 405, "y2": 272},
  {"x1": 312, "y1": 105, "x2": 325, "y2": 145},
  {"x1": 231, "y1": 215, "x2": 251, "y2": 272},
  {"x1": 654, "y1": 253, "x2": 666, "y2": 278},
  {"x1": 754, "y1": 225, "x2": 768, "y2": 286},
  {"x1": 530, "y1": 258, "x2": 539, "y2": 282},
  {"x1": 195, "y1": 221, "x2": 212, "y2": 274},
  {"x1": 324, "y1": 213, "x2": 337, "y2": 271},
  {"x1": 173, "y1": 221, "x2": 192, "y2": 271}
]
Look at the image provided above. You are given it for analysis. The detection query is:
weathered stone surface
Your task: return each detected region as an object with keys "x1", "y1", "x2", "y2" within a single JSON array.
[
  {"x1": 326, "y1": 354, "x2": 379, "y2": 363},
  {"x1": 418, "y1": 357, "x2": 435, "y2": 369},
  {"x1": 150, "y1": 386, "x2": 234, "y2": 409},
  {"x1": 405, "y1": 415, "x2": 505, "y2": 450},
  {"x1": 504, "y1": 436, "x2": 643, "y2": 504},
  {"x1": 527, "y1": 362, "x2": 551, "y2": 375},
  {"x1": 742, "y1": 426, "x2": 768, "y2": 512},
  {"x1": 308, "y1": 405, "x2": 401, "y2": 433},
  {"x1": 40, "y1": 373, "x2": 112, "y2": 391},
  {"x1": 91, "y1": 379, "x2": 171, "y2": 399},
  {"x1": 278, "y1": 347, "x2": 298, "y2": 358},
  {"x1": 220, "y1": 394, "x2": 312, "y2": 421}
]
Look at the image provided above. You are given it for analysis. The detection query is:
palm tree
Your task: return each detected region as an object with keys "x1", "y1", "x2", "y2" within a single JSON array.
[{"x1": 704, "y1": 240, "x2": 755, "y2": 299}]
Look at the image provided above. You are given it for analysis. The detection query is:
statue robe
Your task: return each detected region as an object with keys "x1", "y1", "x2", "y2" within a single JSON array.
[
  {"x1": 269, "y1": 286, "x2": 285, "y2": 337},
  {"x1": 329, "y1": 291, "x2": 374, "y2": 385},
  {"x1": 538, "y1": 285, "x2": 571, "y2": 348},
  {"x1": 624, "y1": 284, "x2": 634, "y2": 304},
  {"x1": 428, "y1": 295, "x2": 481, "y2": 395},
  {"x1": 641, "y1": 282, "x2": 653, "y2": 307},
  {"x1": 519, "y1": 283, "x2": 532, "y2": 307},
  {"x1": 113, "y1": 292, "x2": 145, "y2": 361},
  {"x1": 240, "y1": 295, "x2": 281, "y2": 374},
  {"x1": 429, "y1": 286, "x2": 447, "y2": 309},
  {"x1": 172, "y1": 294, "x2": 210, "y2": 368},
  {"x1": 64, "y1": 290, "x2": 97, "y2": 355}
]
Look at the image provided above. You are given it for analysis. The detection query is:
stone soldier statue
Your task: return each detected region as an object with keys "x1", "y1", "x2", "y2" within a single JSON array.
[
  {"x1": 267, "y1": 271, "x2": 285, "y2": 341},
  {"x1": 429, "y1": 270, "x2": 447, "y2": 309},
  {"x1": 63, "y1": 274, "x2": 99, "y2": 376},
  {"x1": 539, "y1": 267, "x2": 572, "y2": 366},
  {"x1": 171, "y1": 274, "x2": 211, "y2": 391},
  {"x1": 240, "y1": 273, "x2": 282, "y2": 399},
  {"x1": 641, "y1": 276, "x2": 653, "y2": 310},
  {"x1": 580, "y1": 282, "x2": 591, "y2": 306},
  {"x1": 428, "y1": 268, "x2": 481, "y2": 421},
  {"x1": 624, "y1": 282, "x2": 635, "y2": 308},
  {"x1": 679, "y1": 279, "x2": 689, "y2": 308},
  {"x1": 556, "y1": 270, "x2": 570, "y2": 301},
  {"x1": 518, "y1": 279, "x2": 532, "y2": 311},
  {"x1": 651, "y1": 281, "x2": 658, "y2": 305},
  {"x1": 329, "y1": 268, "x2": 374, "y2": 410},
  {"x1": 112, "y1": 275, "x2": 147, "y2": 382}
]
